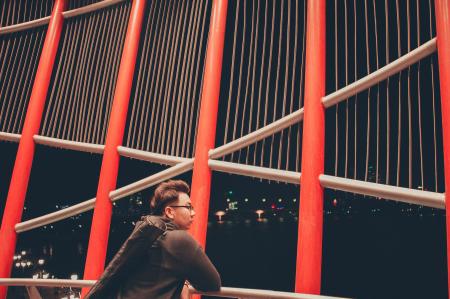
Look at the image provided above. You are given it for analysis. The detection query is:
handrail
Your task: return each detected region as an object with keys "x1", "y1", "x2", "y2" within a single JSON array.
[
  {"x1": 0, "y1": 17, "x2": 51, "y2": 35},
  {"x1": 15, "y1": 160, "x2": 193, "y2": 233},
  {"x1": 33, "y1": 135, "x2": 105, "y2": 154},
  {"x1": 0, "y1": 0, "x2": 126, "y2": 35},
  {"x1": 190, "y1": 286, "x2": 349, "y2": 299},
  {"x1": 109, "y1": 159, "x2": 194, "y2": 201},
  {"x1": 0, "y1": 279, "x2": 348, "y2": 299},
  {"x1": 319, "y1": 174, "x2": 445, "y2": 209},
  {"x1": 15, "y1": 198, "x2": 96, "y2": 233},
  {"x1": 210, "y1": 108, "x2": 304, "y2": 159},
  {"x1": 322, "y1": 38, "x2": 437, "y2": 108},
  {"x1": 117, "y1": 146, "x2": 190, "y2": 165},
  {"x1": 209, "y1": 159, "x2": 301, "y2": 184},
  {"x1": 0, "y1": 132, "x2": 21, "y2": 143},
  {"x1": 62, "y1": 0, "x2": 126, "y2": 19}
]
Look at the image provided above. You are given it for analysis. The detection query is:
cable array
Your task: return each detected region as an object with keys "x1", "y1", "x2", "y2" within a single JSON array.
[
  {"x1": 326, "y1": 0, "x2": 443, "y2": 192},
  {"x1": 124, "y1": 0, "x2": 212, "y2": 158},
  {"x1": 40, "y1": 1, "x2": 131, "y2": 144},
  {"x1": 0, "y1": 27, "x2": 47, "y2": 134},
  {"x1": 217, "y1": 0, "x2": 307, "y2": 172},
  {"x1": 0, "y1": 0, "x2": 52, "y2": 27}
]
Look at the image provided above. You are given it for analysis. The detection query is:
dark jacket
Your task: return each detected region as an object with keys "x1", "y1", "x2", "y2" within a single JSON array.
[{"x1": 85, "y1": 216, "x2": 221, "y2": 299}]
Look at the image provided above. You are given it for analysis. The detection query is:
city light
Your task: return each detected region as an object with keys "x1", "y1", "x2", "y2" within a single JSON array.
[
  {"x1": 70, "y1": 274, "x2": 78, "y2": 280},
  {"x1": 256, "y1": 210, "x2": 264, "y2": 219},
  {"x1": 215, "y1": 211, "x2": 225, "y2": 222},
  {"x1": 38, "y1": 259, "x2": 45, "y2": 265}
]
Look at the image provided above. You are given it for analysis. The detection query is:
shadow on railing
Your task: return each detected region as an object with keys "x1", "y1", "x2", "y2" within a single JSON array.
[{"x1": 0, "y1": 278, "x2": 349, "y2": 299}]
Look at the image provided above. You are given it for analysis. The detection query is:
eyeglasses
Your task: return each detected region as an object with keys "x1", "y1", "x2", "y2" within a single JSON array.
[{"x1": 169, "y1": 204, "x2": 195, "y2": 212}]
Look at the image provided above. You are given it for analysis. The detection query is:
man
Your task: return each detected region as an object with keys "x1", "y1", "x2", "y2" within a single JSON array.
[{"x1": 85, "y1": 180, "x2": 221, "y2": 299}]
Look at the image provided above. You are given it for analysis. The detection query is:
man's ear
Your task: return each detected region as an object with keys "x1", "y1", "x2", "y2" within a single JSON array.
[{"x1": 164, "y1": 206, "x2": 175, "y2": 219}]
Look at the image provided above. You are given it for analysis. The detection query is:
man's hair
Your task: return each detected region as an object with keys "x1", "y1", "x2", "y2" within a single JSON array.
[{"x1": 150, "y1": 180, "x2": 190, "y2": 215}]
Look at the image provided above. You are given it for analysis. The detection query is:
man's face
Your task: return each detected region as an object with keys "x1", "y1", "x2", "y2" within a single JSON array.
[{"x1": 166, "y1": 192, "x2": 195, "y2": 230}]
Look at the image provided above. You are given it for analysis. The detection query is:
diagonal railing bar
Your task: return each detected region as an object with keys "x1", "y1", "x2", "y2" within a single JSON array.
[
  {"x1": 0, "y1": 0, "x2": 127, "y2": 35},
  {"x1": 209, "y1": 159, "x2": 301, "y2": 185},
  {"x1": 15, "y1": 198, "x2": 96, "y2": 233},
  {"x1": 322, "y1": 38, "x2": 436, "y2": 108},
  {"x1": 62, "y1": 0, "x2": 126, "y2": 19},
  {"x1": 15, "y1": 160, "x2": 193, "y2": 233},
  {"x1": 210, "y1": 108, "x2": 304, "y2": 159},
  {"x1": 0, "y1": 279, "x2": 348, "y2": 299},
  {"x1": 0, "y1": 17, "x2": 51, "y2": 35},
  {"x1": 118, "y1": 146, "x2": 190, "y2": 166},
  {"x1": 33, "y1": 135, "x2": 104, "y2": 154},
  {"x1": 319, "y1": 174, "x2": 445, "y2": 209},
  {"x1": 0, "y1": 132, "x2": 21, "y2": 143},
  {"x1": 109, "y1": 159, "x2": 194, "y2": 201}
]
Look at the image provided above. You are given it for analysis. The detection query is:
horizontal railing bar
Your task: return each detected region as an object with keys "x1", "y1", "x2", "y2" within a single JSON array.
[
  {"x1": 0, "y1": 279, "x2": 347, "y2": 299},
  {"x1": 15, "y1": 160, "x2": 193, "y2": 233},
  {"x1": 0, "y1": 132, "x2": 21, "y2": 143},
  {"x1": 322, "y1": 38, "x2": 437, "y2": 108},
  {"x1": 0, "y1": 278, "x2": 95, "y2": 288},
  {"x1": 0, "y1": 0, "x2": 125, "y2": 35},
  {"x1": 62, "y1": 0, "x2": 127, "y2": 19},
  {"x1": 319, "y1": 175, "x2": 445, "y2": 209},
  {"x1": 118, "y1": 146, "x2": 190, "y2": 165},
  {"x1": 0, "y1": 17, "x2": 51, "y2": 35},
  {"x1": 109, "y1": 159, "x2": 194, "y2": 201},
  {"x1": 15, "y1": 198, "x2": 96, "y2": 233},
  {"x1": 190, "y1": 286, "x2": 349, "y2": 299},
  {"x1": 209, "y1": 160, "x2": 301, "y2": 184},
  {"x1": 210, "y1": 108, "x2": 304, "y2": 159},
  {"x1": 33, "y1": 135, "x2": 104, "y2": 154}
]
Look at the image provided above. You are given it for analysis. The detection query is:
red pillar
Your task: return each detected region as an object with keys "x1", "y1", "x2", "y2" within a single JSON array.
[
  {"x1": 295, "y1": 0, "x2": 326, "y2": 294},
  {"x1": 82, "y1": 0, "x2": 146, "y2": 293},
  {"x1": 0, "y1": 0, "x2": 67, "y2": 298},
  {"x1": 189, "y1": 0, "x2": 228, "y2": 247},
  {"x1": 434, "y1": 0, "x2": 450, "y2": 296}
]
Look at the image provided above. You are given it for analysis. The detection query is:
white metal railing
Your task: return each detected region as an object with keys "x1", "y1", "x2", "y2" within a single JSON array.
[
  {"x1": 15, "y1": 160, "x2": 194, "y2": 233},
  {"x1": 15, "y1": 198, "x2": 96, "y2": 233},
  {"x1": 0, "y1": 132, "x2": 21, "y2": 143},
  {"x1": 319, "y1": 175, "x2": 445, "y2": 209},
  {"x1": 0, "y1": 0, "x2": 126, "y2": 35},
  {"x1": 109, "y1": 159, "x2": 194, "y2": 201},
  {"x1": 322, "y1": 38, "x2": 437, "y2": 108},
  {"x1": 0, "y1": 279, "x2": 349, "y2": 299},
  {"x1": 209, "y1": 108, "x2": 304, "y2": 159},
  {"x1": 62, "y1": 0, "x2": 126, "y2": 19},
  {"x1": 33, "y1": 135, "x2": 105, "y2": 154},
  {"x1": 117, "y1": 146, "x2": 190, "y2": 166},
  {"x1": 209, "y1": 159, "x2": 301, "y2": 185}
]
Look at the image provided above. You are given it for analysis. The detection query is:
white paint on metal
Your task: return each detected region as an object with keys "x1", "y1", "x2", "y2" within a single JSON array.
[
  {"x1": 15, "y1": 198, "x2": 96, "y2": 233},
  {"x1": 210, "y1": 108, "x2": 304, "y2": 159},
  {"x1": 62, "y1": 0, "x2": 126, "y2": 19},
  {"x1": 109, "y1": 159, "x2": 194, "y2": 201},
  {"x1": 33, "y1": 135, "x2": 105, "y2": 154},
  {"x1": 118, "y1": 146, "x2": 190, "y2": 166},
  {"x1": 0, "y1": 17, "x2": 51, "y2": 35},
  {"x1": 0, "y1": 279, "x2": 348, "y2": 298},
  {"x1": 209, "y1": 160, "x2": 301, "y2": 184},
  {"x1": 0, "y1": 132, "x2": 21, "y2": 143},
  {"x1": 322, "y1": 38, "x2": 437, "y2": 108},
  {"x1": 319, "y1": 174, "x2": 445, "y2": 209}
]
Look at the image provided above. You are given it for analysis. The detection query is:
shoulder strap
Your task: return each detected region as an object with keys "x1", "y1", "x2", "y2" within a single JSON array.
[{"x1": 84, "y1": 220, "x2": 165, "y2": 299}]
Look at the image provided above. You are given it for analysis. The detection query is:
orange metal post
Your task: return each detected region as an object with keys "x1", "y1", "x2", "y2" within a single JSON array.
[
  {"x1": 295, "y1": 0, "x2": 326, "y2": 294},
  {"x1": 82, "y1": 0, "x2": 146, "y2": 294},
  {"x1": 0, "y1": 0, "x2": 67, "y2": 298},
  {"x1": 189, "y1": 0, "x2": 228, "y2": 247},
  {"x1": 434, "y1": 0, "x2": 450, "y2": 296}
]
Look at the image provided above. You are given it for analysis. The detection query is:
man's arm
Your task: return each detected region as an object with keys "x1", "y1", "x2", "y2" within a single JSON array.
[
  {"x1": 185, "y1": 244, "x2": 221, "y2": 291},
  {"x1": 172, "y1": 231, "x2": 221, "y2": 292}
]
